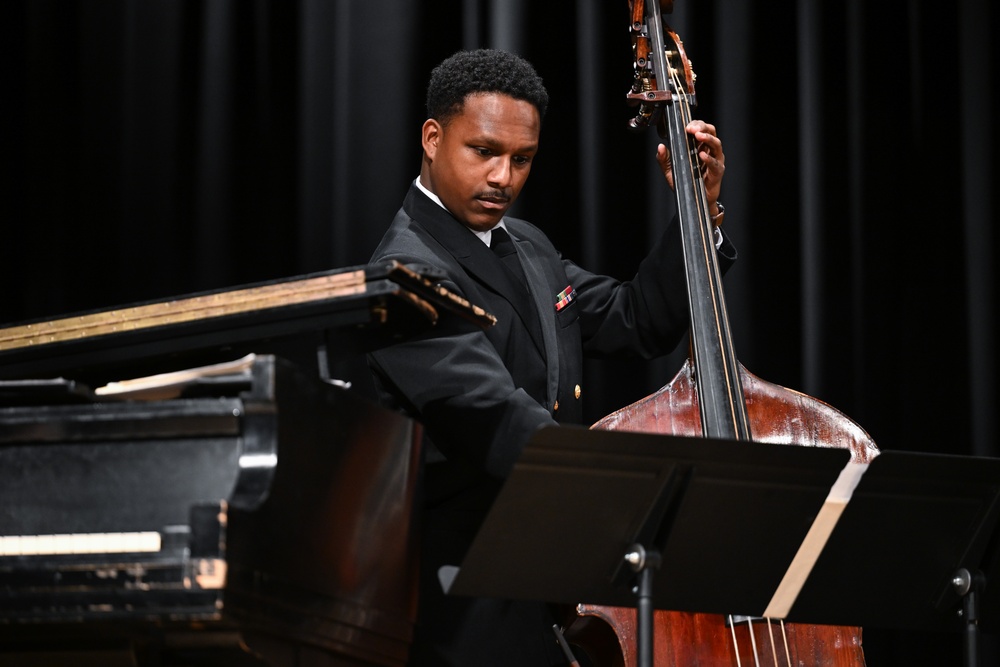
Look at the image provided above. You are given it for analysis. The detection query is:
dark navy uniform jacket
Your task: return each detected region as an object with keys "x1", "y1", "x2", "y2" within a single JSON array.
[{"x1": 368, "y1": 183, "x2": 736, "y2": 665}]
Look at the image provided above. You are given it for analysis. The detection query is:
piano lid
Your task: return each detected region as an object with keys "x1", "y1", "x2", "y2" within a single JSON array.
[{"x1": 0, "y1": 261, "x2": 495, "y2": 386}]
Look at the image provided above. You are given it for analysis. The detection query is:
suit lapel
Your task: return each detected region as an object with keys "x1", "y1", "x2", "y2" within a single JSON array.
[
  {"x1": 404, "y1": 187, "x2": 547, "y2": 356},
  {"x1": 515, "y1": 231, "x2": 562, "y2": 409}
]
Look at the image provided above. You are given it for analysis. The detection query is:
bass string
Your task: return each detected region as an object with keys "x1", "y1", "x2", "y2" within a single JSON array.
[
  {"x1": 729, "y1": 615, "x2": 795, "y2": 667},
  {"x1": 745, "y1": 616, "x2": 762, "y2": 664},
  {"x1": 664, "y1": 52, "x2": 749, "y2": 439},
  {"x1": 664, "y1": 39, "x2": 796, "y2": 667}
]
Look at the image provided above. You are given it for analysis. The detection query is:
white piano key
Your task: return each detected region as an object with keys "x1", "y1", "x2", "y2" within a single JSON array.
[{"x1": 0, "y1": 531, "x2": 162, "y2": 556}]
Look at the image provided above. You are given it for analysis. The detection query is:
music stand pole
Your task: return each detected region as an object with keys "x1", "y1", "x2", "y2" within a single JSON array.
[
  {"x1": 954, "y1": 568, "x2": 986, "y2": 667},
  {"x1": 626, "y1": 544, "x2": 661, "y2": 667}
]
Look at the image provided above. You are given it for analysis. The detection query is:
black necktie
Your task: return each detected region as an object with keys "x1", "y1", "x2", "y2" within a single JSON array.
[
  {"x1": 490, "y1": 226, "x2": 527, "y2": 287},
  {"x1": 489, "y1": 225, "x2": 546, "y2": 372}
]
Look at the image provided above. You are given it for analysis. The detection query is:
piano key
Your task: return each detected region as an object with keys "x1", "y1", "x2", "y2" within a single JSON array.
[{"x1": 0, "y1": 531, "x2": 161, "y2": 556}]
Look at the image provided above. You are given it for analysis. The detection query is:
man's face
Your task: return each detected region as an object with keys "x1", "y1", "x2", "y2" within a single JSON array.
[{"x1": 421, "y1": 93, "x2": 540, "y2": 232}]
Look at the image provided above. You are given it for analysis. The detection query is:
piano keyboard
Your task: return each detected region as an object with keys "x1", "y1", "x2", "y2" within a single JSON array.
[{"x1": 0, "y1": 531, "x2": 161, "y2": 556}]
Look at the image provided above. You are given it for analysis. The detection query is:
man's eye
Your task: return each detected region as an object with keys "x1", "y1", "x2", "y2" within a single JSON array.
[
  {"x1": 513, "y1": 156, "x2": 531, "y2": 166},
  {"x1": 475, "y1": 147, "x2": 492, "y2": 157}
]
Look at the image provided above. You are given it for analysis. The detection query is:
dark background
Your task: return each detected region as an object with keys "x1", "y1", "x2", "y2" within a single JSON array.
[{"x1": 2, "y1": 1, "x2": 997, "y2": 663}]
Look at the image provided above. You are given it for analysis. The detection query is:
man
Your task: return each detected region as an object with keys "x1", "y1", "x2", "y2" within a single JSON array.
[{"x1": 367, "y1": 49, "x2": 733, "y2": 665}]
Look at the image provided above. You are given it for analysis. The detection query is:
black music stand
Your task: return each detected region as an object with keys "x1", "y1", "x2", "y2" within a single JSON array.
[{"x1": 445, "y1": 426, "x2": 1000, "y2": 667}]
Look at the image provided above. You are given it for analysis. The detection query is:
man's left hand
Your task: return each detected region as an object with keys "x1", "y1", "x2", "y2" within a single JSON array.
[{"x1": 656, "y1": 120, "x2": 726, "y2": 221}]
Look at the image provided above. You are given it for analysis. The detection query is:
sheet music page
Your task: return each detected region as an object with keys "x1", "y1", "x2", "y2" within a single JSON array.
[{"x1": 94, "y1": 353, "x2": 257, "y2": 400}]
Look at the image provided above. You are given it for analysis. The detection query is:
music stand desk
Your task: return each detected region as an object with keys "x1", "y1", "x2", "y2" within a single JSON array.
[{"x1": 449, "y1": 426, "x2": 1000, "y2": 637}]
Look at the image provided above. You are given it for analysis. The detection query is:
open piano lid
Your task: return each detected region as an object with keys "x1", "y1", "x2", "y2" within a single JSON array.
[{"x1": 0, "y1": 261, "x2": 495, "y2": 387}]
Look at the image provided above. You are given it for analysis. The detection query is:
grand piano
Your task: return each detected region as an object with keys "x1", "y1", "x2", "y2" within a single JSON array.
[{"x1": 0, "y1": 262, "x2": 494, "y2": 666}]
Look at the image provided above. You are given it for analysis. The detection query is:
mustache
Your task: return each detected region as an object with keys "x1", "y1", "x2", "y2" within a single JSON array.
[{"x1": 476, "y1": 189, "x2": 511, "y2": 202}]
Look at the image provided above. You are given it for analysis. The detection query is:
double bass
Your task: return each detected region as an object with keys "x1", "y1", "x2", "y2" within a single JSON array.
[{"x1": 565, "y1": 1, "x2": 879, "y2": 665}]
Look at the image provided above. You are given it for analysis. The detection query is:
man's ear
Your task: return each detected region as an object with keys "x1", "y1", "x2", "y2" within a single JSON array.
[{"x1": 422, "y1": 118, "x2": 442, "y2": 159}]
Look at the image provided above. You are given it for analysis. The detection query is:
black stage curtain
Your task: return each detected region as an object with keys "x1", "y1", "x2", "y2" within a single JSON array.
[{"x1": 2, "y1": 1, "x2": 997, "y2": 662}]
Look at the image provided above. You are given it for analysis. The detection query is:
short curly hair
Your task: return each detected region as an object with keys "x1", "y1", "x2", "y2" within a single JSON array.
[{"x1": 426, "y1": 49, "x2": 549, "y2": 126}]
